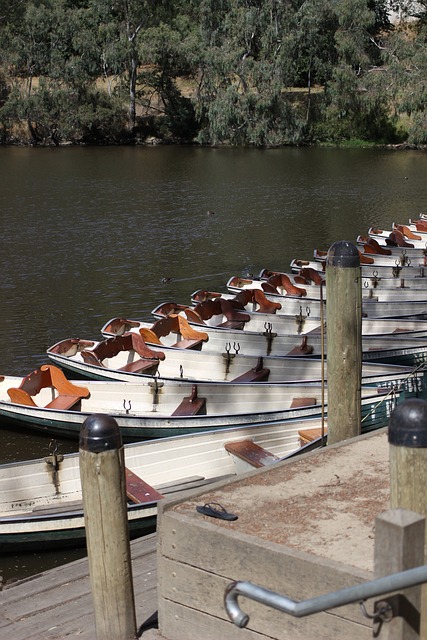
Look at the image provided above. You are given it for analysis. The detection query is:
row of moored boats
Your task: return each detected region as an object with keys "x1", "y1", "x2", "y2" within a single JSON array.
[{"x1": 2, "y1": 213, "x2": 427, "y2": 549}]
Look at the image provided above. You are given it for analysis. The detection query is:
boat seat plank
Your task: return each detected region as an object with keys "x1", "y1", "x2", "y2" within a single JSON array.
[
  {"x1": 81, "y1": 351, "x2": 104, "y2": 367},
  {"x1": 118, "y1": 359, "x2": 159, "y2": 374},
  {"x1": 299, "y1": 427, "x2": 327, "y2": 446},
  {"x1": 7, "y1": 388, "x2": 38, "y2": 407},
  {"x1": 172, "y1": 385, "x2": 206, "y2": 416},
  {"x1": 173, "y1": 338, "x2": 204, "y2": 350},
  {"x1": 290, "y1": 397, "x2": 318, "y2": 408},
  {"x1": 231, "y1": 367, "x2": 270, "y2": 383},
  {"x1": 217, "y1": 320, "x2": 245, "y2": 330},
  {"x1": 45, "y1": 395, "x2": 83, "y2": 410},
  {"x1": 125, "y1": 468, "x2": 163, "y2": 504},
  {"x1": 225, "y1": 440, "x2": 279, "y2": 468}
]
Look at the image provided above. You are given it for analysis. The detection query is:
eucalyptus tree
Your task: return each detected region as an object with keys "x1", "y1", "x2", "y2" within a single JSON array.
[
  {"x1": 317, "y1": 0, "x2": 395, "y2": 141},
  {"x1": 193, "y1": 0, "x2": 307, "y2": 145},
  {"x1": 98, "y1": 0, "x2": 177, "y2": 131}
]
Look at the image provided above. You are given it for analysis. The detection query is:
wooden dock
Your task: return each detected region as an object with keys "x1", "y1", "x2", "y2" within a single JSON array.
[
  {"x1": 0, "y1": 533, "x2": 163, "y2": 639},
  {"x1": 0, "y1": 427, "x2": 419, "y2": 639}
]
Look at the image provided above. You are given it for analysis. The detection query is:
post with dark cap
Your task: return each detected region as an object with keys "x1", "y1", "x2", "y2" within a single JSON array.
[
  {"x1": 325, "y1": 241, "x2": 362, "y2": 444},
  {"x1": 79, "y1": 414, "x2": 137, "y2": 640},
  {"x1": 389, "y1": 399, "x2": 427, "y2": 638}
]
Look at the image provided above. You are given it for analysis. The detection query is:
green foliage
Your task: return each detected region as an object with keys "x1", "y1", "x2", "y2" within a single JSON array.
[{"x1": 0, "y1": 0, "x2": 424, "y2": 146}]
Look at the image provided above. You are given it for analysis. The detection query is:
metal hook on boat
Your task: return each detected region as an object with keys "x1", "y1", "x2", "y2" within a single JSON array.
[
  {"x1": 233, "y1": 342, "x2": 240, "y2": 354},
  {"x1": 123, "y1": 399, "x2": 131, "y2": 414},
  {"x1": 306, "y1": 306, "x2": 311, "y2": 317},
  {"x1": 45, "y1": 440, "x2": 64, "y2": 471},
  {"x1": 48, "y1": 439, "x2": 59, "y2": 456},
  {"x1": 179, "y1": 365, "x2": 184, "y2": 378},
  {"x1": 264, "y1": 322, "x2": 273, "y2": 334},
  {"x1": 225, "y1": 342, "x2": 231, "y2": 354}
]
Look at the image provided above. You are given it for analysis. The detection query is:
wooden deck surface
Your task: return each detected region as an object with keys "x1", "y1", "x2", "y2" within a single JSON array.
[{"x1": 0, "y1": 533, "x2": 164, "y2": 640}]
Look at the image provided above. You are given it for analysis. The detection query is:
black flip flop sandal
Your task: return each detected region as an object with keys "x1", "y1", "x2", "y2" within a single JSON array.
[{"x1": 196, "y1": 502, "x2": 238, "y2": 521}]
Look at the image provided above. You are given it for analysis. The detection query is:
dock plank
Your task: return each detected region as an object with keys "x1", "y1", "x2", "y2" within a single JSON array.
[{"x1": 0, "y1": 533, "x2": 162, "y2": 640}]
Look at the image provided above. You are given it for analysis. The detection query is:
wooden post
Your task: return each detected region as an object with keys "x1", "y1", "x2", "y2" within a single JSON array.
[
  {"x1": 374, "y1": 509, "x2": 424, "y2": 639},
  {"x1": 325, "y1": 240, "x2": 362, "y2": 444},
  {"x1": 389, "y1": 399, "x2": 427, "y2": 638},
  {"x1": 79, "y1": 414, "x2": 137, "y2": 640}
]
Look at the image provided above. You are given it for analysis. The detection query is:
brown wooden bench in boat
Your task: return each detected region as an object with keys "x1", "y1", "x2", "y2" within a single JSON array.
[
  {"x1": 224, "y1": 439, "x2": 280, "y2": 468},
  {"x1": 101, "y1": 317, "x2": 142, "y2": 336},
  {"x1": 286, "y1": 335, "x2": 314, "y2": 356},
  {"x1": 172, "y1": 384, "x2": 207, "y2": 416},
  {"x1": 139, "y1": 314, "x2": 209, "y2": 350},
  {"x1": 30, "y1": 469, "x2": 165, "y2": 515},
  {"x1": 125, "y1": 467, "x2": 164, "y2": 504},
  {"x1": 48, "y1": 338, "x2": 96, "y2": 357},
  {"x1": 232, "y1": 289, "x2": 282, "y2": 314},
  {"x1": 290, "y1": 396, "x2": 318, "y2": 408},
  {"x1": 261, "y1": 273, "x2": 307, "y2": 297},
  {"x1": 231, "y1": 357, "x2": 270, "y2": 382},
  {"x1": 393, "y1": 224, "x2": 422, "y2": 241},
  {"x1": 358, "y1": 238, "x2": 392, "y2": 256},
  {"x1": 7, "y1": 365, "x2": 90, "y2": 410},
  {"x1": 298, "y1": 426, "x2": 327, "y2": 446},
  {"x1": 80, "y1": 332, "x2": 164, "y2": 374},
  {"x1": 385, "y1": 229, "x2": 414, "y2": 248},
  {"x1": 193, "y1": 298, "x2": 250, "y2": 329}
]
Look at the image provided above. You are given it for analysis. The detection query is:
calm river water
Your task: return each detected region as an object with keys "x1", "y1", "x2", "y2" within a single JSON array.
[{"x1": 1, "y1": 145, "x2": 426, "y2": 581}]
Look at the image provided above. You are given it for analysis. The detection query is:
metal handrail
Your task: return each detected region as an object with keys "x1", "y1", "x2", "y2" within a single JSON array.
[{"x1": 224, "y1": 564, "x2": 427, "y2": 628}]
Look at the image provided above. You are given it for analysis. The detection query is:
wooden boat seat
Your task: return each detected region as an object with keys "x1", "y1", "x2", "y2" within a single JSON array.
[
  {"x1": 172, "y1": 385, "x2": 206, "y2": 416},
  {"x1": 224, "y1": 440, "x2": 279, "y2": 468},
  {"x1": 217, "y1": 320, "x2": 246, "y2": 330},
  {"x1": 48, "y1": 338, "x2": 96, "y2": 357},
  {"x1": 102, "y1": 317, "x2": 141, "y2": 336},
  {"x1": 193, "y1": 299, "x2": 250, "y2": 326},
  {"x1": 266, "y1": 273, "x2": 307, "y2": 297},
  {"x1": 141, "y1": 315, "x2": 209, "y2": 348},
  {"x1": 231, "y1": 367, "x2": 270, "y2": 383},
  {"x1": 358, "y1": 253, "x2": 375, "y2": 264},
  {"x1": 173, "y1": 338, "x2": 204, "y2": 350},
  {"x1": 297, "y1": 267, "x2": 324, "y2": 285},
  {"x1": 80, "y1": 333, "x2": 164, "y2": 373},
  {"x1": 385, "y1": 230, "x2": 414, "y2": 248},
  {"x1": 361, "y1": 238, "x2": 392, "y2": 256},
  {"x1": 394, "y1": 224, "x2": 422, "y2": 240},
  {"x1": 118, "y1": 359, "x2": 160, "y2": 374},
  {"x1": 232, "y1": 288, "x2": 282, "y2": 314},
  {"x1": 286, "y1": 336, "x2": 314, "y2": 356},
  {"x1": 81, "y1": 350, "x2": 104, "y2": 367},
  {"x1": 290, "y1": 397, "x2": 318, "y2": 408},
  {"x1": 125, "y1": 467, "x2": 164, "y2": 504},
  {"x1": 299, "y1": 427, "x2": 327, "y2": 446},
  {"x1": 231, "y1": 357, "x2": 270, "y2": 382},
  {"x1": 7, "y1": 365, "x2": 90, "y2": 409},
  {"x1": 45, "y1": 395, "x2": 84, "y2": 410}
]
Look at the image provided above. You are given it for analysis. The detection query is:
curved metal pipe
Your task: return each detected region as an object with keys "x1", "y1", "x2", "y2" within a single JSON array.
[{"x1": 224, "y1": 564, "x2": 427, "y2": 627}]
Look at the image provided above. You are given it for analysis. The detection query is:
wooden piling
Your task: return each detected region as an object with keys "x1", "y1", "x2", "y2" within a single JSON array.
[
  {"x1": 325, "y1": 240, "x2": 362, "y2": 444},
  {"x1": 374, "y1": 509, "x2": 424, "y2": 639},
  {"x1": 79, "y1": 413, "x2": 137, "y2": 640},
  {"x1": 389, "y1": 400, "x2": 427, "y2": 638}
]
